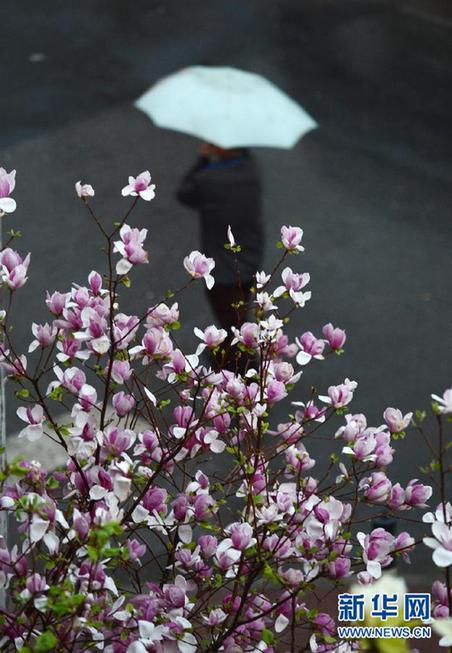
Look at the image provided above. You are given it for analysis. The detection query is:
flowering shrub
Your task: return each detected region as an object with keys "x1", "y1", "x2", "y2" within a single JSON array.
[{"x1": 0, "y1": 169, "x2": 450, "y2": 652}]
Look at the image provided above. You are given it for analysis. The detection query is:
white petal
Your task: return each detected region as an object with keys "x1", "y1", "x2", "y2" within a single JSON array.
[
  {"x1": 131, "y1": 505, "x2": 149, "y2": 524},
  {"x1": 423, "y1": 537, "x2": 440, "y2": 550},
  {"x1": 30, "y1": 518, "x2": 49, "y2": 543},
  {"x1": 18, "y1": 424, "x2": 43, "y2": 442},
  {"x1": 178, "y1": 524, "x2": 193, "y2": 544},
  {"x1": 90, "y1": 485, "x2": 107, "y2": 501},
  {"x1": 43, "y1": 531, "x2": 59, "y2": 554},
  {"x1": 178, "y1": 632, "x2": 197, "y2": 653},
  {"x1": 116, "y1": 258, "x2": 132, "y2": 275},
  {"x1": 432, "y1": 547, "x2": 452, "y2": 568},
  {"x1": 367, "y1": 560, "x2": 382, "y2": 579},
  {"x1": 139, "y1": 187, "x2": 155, "y2": 201},
  {"x1": 0, "y1": 197, "x2": 16, "y2": 213},
  {"x1": 210, "y1": 439, "x2": 225, "y2": 453},
  {"x1": 144, "y1": 387, "x2": 157, "y2": 405},
  {"x1": 275, "y1": 614, "x2": 289, "y2": 633},
  {"x1": 296, "y1": 350, "x2": 312, "y2": 366},
  {"x1": 127, "y1": 643, "x2": 147, "y2": 653}
]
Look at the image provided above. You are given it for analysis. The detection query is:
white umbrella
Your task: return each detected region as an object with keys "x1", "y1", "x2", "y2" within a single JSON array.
[{"x1": 135, "y1": 66, "x2": 317, "y2": 149}]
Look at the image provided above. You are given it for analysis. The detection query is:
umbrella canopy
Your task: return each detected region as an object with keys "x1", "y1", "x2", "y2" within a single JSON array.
[{"x1": 135, "y1": 66, "x2": 317, "y2": 149}]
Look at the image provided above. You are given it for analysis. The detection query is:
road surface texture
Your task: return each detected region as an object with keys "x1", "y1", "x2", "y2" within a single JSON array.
[{"x1": 1, "y1": 0, "x2": 451, "y2": 582}]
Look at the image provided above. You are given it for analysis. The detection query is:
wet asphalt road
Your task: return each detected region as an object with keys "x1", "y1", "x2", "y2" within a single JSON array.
[{"x1": 0, "y1": 0, "x2": 451, "y2": 572}]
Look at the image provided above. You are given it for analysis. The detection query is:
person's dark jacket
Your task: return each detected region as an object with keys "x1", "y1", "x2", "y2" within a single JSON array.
[{"x1": 177, "y1": 152, "x2": 264, "y2": 285}]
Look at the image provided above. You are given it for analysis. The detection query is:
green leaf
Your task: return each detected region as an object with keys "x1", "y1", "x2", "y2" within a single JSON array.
[
  {"x1": 50, "y1": 386, "x2": 64, "y2": 402},
  {"x1": 15, "y1": 388, "x2": 29, "y2": 399},
  {"x1": 262, "y1": 628, "x2": 274, "y2": 645},
  {"x1": 35, "y1": 631, "x2": 57, "y2": 652}
]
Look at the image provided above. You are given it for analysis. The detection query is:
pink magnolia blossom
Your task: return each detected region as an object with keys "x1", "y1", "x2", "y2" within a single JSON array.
[
  {"x1": 46, "y1": 290, "x2": 68, "y2": 315},
  {"x1": 0, "y1": 248, "x2": 31, "y2": 289},
  {"x1": 357, "y1": 527, "x2": 394, "y2": 579},
  {"x1": 88, "y1": 270, "x2": 103, "y2": 294},
  {"x1": 183, "y1": 251, "x2": 215, "y2": 289},
  {"x1": 383, "y1": 407, "x2": 413, "y2": 433},
  {"x1": 322, "y1": 323, "x2": 346, "y2": 350},
  {"x1": 0, "y1": 167, "x2": 16, "y2": 214},
  {"x1": 342, "y1": 433, "x2": 377, "y2": 462},
  {"x1": 327, "y1": 557, "x2": 351, "y2": 579},
  {"x1": 274, "y1": 267, "x2": 310, "y2": 306},
  {"x1": 113, "y1": 224, "x2": 148, "y2": 275},
  {"x1": 359, "y1": 472, "x2": 392, "y2": 504},
  {"x1": 16, "y1": 405, "x2": 45, "y2": 442},
  {"x1": 388, "y1": 483, "x2": 406, "y2": 510},
  {"x1": 423, "y1": 504, "x2": 452, "y2": 567},
  {"x1": 146, "y1": 302, "x2": 179, "y2": 327},
  {"x1": 266, "y1": 379, "x2": 288, "y2": 403},
  {"x1": 394, "y1": 532, "x2": 415, "y2": 563},
  {"x1": 112, "y1": 391, "x2": 135, "y2": 417},
  {"x1": 75, "y1": 181, "x2": 95, "y2": 198},
  {"x1": 296, "y1": 331, "x2": 325, "y2": 366},
  {"x1": 194, "y1": 325, "x2": 227, "y2": 354},
  {"x1": 432, "y1": 581, "x2": 451, "y2": 618},
  {"x1": 280, "y1": 225, "x2": 304, "y2": 252},
  {"x1": 121, "y1": 170, "x2": 156, "y2": 201},
  {"x1": 111, "y1": 359, "x2": 132, "y2": 384},
  {"x1": 320, "y1": 378, "x2": 357, "y2": 408},
  {"x1": 28, "y1": 322, "x2": 58, "y2": 352},
  {"x1": 404, "y1": 479, "x2": 432, "y2": 508},
  {"x1": 227, "y1": 522, "x2": 256, "y2": 551},
  {"x1": 231, "y1": 321, "x2": 259, "y2": 349}
]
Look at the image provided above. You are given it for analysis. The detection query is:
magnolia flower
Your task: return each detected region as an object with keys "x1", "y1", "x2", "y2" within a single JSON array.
[
  {"x1": 255, "y1": 291, "x2": 277, "y2": 311},
  {"x1": 46, "y1": 290, "x2": 68, "y2": 315},
  {"x1": 359, "y1": 472, "x2": 392, "y2": 503},
  {"x1": 342, "y1": 434, "x2": 377, "y2": 463},
  {"x1": 28, "y1": 322, "x2": 58, "y2": 353},
  {"x1": 255, "y1": 270, "x2": 270, "y2": 288},
  {"x1": 194, "y1": 325, "x2": 227, "y2": 355},
  {"x1": 202, "y1": 608, "x2": 227, "y2": 626},
  {"x1": 127, "y1": 621, "x2": 167, "y2": 653},
  {"x1": 113, "y1": 224, "x2": 148, "y2": 275},
  {"x1": 0, "y1": 167, "x2": 16, "y2": 214},
  {"x1": 16, "y1": 405, "x2": 45, "y2": 441},
  {"x1": 183, "y1": 251, "x2": 215, "y2": 289},
  {"x1": 357, "y1": 528, "x2": 394, "y2": 579},
  {"x1": 274, "y1": 266, "x2": 310, "y2": 300},
  {"x1": 227, "y1": 225, "x2": 235, "y2": 246},
  {"x1": 424, "y1": 521, "x2": 452, "y2": 567},
  {"x1": 121, "y1": 170, "x2": 156, "y2": 201},
  {"x1": 431, "y1": 388, "x2": 452, "y2": 415},
  {"x1": 404, "y1": 479, "x2": 432, "y2": 508},
  {"x1": 433, "y1": 618, "x2": 452, "y2": 647},
  {"x1": 319, "y1": 378, "x2": 358, "y2": 408},
  {"x1": 0, "y1": 248, "x2": 31, "y2": 290},
  {"x1": 280, "y1": 225, "x2": 304, "y2": 252},
  {"x1": 322, "y1": 323, "x2": 346, "y2": 350},
  {"x1": 75, "y1": 181, "x2": 95, "y2": 198},
  {"x1": 383, "y1": 407, "x2": 413, "y2": 433},
  {"x1": 296, "y1": 331, "x2": 325, "y2": 366},
  {"x1": 231, "y1": 321, "x2": 259, "y2": 348}
]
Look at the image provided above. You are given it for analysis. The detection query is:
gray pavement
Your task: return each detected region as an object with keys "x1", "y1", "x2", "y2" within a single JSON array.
[{"x1": 1, "y1": 0, "x2": 451, "y2": 571}]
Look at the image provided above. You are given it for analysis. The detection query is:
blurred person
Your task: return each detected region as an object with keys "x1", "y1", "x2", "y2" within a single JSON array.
[{"x1": 177, "y1": 143, "x2": 264, "y2": 339}]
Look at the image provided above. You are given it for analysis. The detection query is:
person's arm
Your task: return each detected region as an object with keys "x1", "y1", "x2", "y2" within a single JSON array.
[{"x1": 176, "y1": 157, "x2": 208, "y2": 208}]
